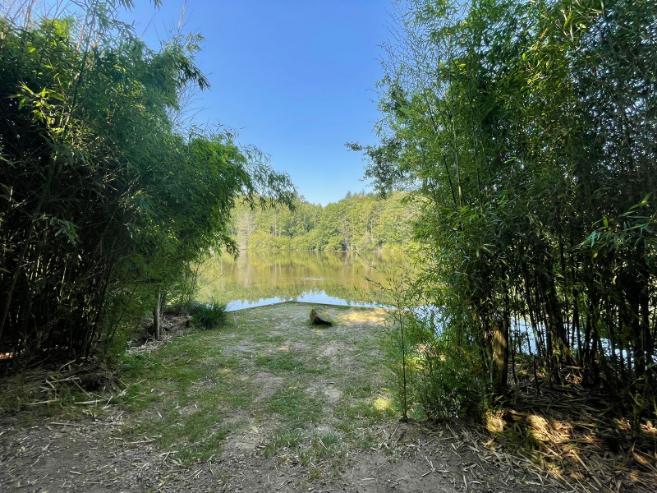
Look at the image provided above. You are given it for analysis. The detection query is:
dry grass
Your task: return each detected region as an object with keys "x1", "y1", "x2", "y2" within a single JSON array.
[
  {"x1": 1, "y1": 303, "x2": 654, "y2": 492},
  {"x1": 482, "y1": 384, "x2": 657, "y2": 492}
]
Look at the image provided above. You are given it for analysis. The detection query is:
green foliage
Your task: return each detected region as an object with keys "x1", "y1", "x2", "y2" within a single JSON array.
[
  {"x1": 385, "y1": 309, "x2": 485, "y2": 421},
  {"x1": 0, "y1": 3, "x2": 292, "y2": 364},
  {"x1": 188, "y1": 302, "x2": 226, "y2": 330},
  {"x1": 231, "y1": 191, "x2": 417, "y2": 254},
  {"x1": 411, "y1": 324, "x2": 485, "y2": 420},
  {"x1": 365, "y1": 0, "x2": 657, "y2": 423}
]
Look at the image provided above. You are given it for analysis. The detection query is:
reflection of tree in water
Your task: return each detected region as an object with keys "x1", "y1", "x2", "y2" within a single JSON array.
[{"x1": 196, "y1": 251, "x2": 408, "y2": 305}]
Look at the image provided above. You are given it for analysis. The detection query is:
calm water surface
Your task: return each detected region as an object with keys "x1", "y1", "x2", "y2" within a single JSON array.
[
  {"x1": 197, "y1": 251, "x2": 405, "y2": 311},
  {"x1": 197, "y1": 252, "x2": 649, "y2": 363}
]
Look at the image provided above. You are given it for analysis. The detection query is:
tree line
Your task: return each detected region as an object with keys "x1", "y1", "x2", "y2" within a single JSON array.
[
  {"x1": 0, "y1": 1, "x2": 293, "y2": 366},
  {"x1": 362, "y1": 0, "x2": 656, "y2": 428},
  {"x1": 231, "y1": 192, "x2": 417, "y2": 254}
]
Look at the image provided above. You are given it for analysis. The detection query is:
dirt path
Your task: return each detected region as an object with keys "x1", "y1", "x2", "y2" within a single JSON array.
[{"x1": 1, "y1": 303, "x2": 576, "y2": 492}]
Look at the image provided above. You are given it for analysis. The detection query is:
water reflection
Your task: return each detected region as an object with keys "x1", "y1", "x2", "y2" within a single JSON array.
[
  {"x1": 198, "y1": 252, "x2": 632, "y2": 361},
  {"x1": 223, "y1": 290, "x2": 388, "y2": 312},
  {"x1": 197, "y1": 250, "x2": 405, "y2": 310}
]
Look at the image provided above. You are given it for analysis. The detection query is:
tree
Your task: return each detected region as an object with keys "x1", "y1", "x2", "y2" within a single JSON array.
[
  {"x1": 362, "y1": 0, "x2": 657, "y2": 421},
  {"x1": 230, "y1": 192, "x2": 416, "y2": 254},
  {"x1": 0, "y1": 2, "x2": 293, "y2": 363}
]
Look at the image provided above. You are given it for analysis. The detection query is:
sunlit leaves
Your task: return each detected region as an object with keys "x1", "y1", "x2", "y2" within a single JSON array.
[
  {"x1": 365, "y1": 0, "x2": 657, "y2": 414},
  {"x1": 0, "y1": 3, "x2": 293, "y2": 362}
]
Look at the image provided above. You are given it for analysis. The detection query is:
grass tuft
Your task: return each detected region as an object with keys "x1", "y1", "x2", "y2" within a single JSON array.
[{"x1": 189, "y1": 301, "x2": 226, "y2": 329}]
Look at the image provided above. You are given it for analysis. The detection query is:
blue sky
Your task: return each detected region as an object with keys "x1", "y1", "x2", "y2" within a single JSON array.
[{"x1": 120, "y1": 1, "x2": 396, "y2": 205}]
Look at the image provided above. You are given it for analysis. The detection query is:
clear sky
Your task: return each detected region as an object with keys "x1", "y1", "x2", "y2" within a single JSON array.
[{"x1": 120, "y1": 0, "x2": 395, "y2": 205}]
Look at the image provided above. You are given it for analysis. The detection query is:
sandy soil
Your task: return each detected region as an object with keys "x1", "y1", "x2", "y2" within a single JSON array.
[{"x1": 0, "y1": 303, "x2": 597, "y2": 492}]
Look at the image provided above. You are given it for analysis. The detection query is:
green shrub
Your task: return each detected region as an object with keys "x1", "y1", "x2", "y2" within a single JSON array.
[
  {"x1": 188, "y1": 302, "x2": 226, "y2": 330},
  {"x1": 385, "y1": 311, "x2": 486, "y2": 421},
  {"x1": 414, "y1": 329, "x2": 486, "y2": 420},
  {"x1": 0, "y1": 9, "x2": 293, "y2": 365}
]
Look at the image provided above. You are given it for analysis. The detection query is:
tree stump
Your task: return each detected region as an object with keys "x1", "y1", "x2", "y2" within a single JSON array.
[{"x1": 310, "y1": 308, "x2": 333, "y2": 326}]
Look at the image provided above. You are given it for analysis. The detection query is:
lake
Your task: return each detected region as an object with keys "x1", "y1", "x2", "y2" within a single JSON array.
[
  {"x1": 196, "y1": 250, "x2": 407, "y2": 311},
  {"x1": 197, "y1": 251, "x2": 645, "y2": 363}
]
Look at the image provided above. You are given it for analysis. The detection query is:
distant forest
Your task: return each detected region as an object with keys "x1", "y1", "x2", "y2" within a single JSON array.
[{"x1": 231, "y1": 192, "x2": 416, "y2": 254}]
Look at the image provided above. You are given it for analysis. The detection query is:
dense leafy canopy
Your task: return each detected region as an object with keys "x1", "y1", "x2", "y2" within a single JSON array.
[
  {"x1": 365, "y1": 0, "x2": 657, "y2": 425},
  {"x1": 0, "y1": 5, "x2": 292, "y2": 363},
  {"x1": 231, "y1": 192, "x2": 417, "y2": 254}
]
